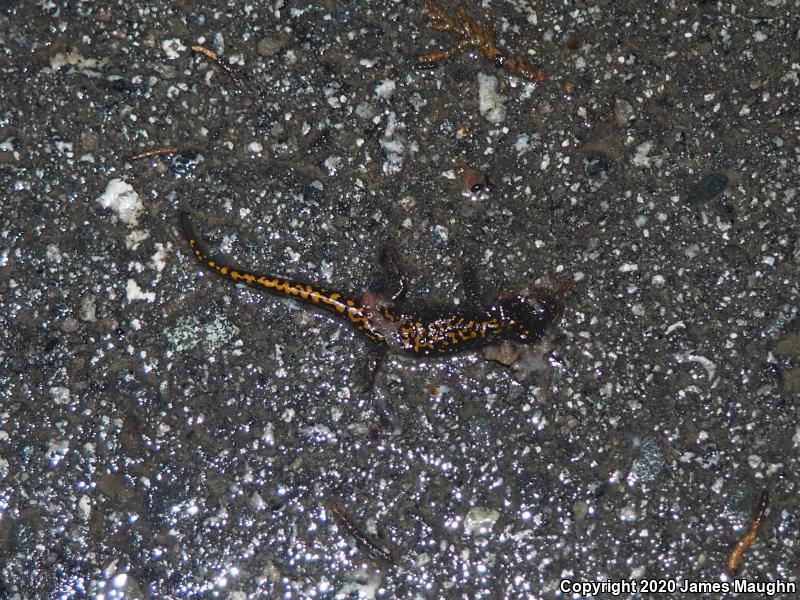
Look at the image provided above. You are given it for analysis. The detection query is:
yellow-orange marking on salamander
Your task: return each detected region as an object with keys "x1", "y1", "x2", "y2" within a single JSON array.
[
  {"x1": 326, "y1": 293, "x2": 346, "y2": 312},
  {"x1": 297, "y1": 285, "x2": 313, "y2": 300},
  {"x1": 256, "y1": 276, "x2": 275, "y2": 287},
  {"x1": 460, "y1": 328, "x2": 477, "y2": 340}
]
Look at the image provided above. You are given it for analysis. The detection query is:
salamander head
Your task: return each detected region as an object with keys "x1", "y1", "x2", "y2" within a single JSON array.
[{"x1": 488, "y1": 282, "x2": 569, "y2": 343}]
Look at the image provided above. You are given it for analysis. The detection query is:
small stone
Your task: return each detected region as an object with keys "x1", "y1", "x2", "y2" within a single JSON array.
[
  {"x1": 686, "y1": 172, "x2": 728, "y2": 206},
  {"x1": 614, "y1": 97, "x2": 635, "y2": 126},
  {"x1": 257, "y1": 35, "x2": 287, "y2": 56}
]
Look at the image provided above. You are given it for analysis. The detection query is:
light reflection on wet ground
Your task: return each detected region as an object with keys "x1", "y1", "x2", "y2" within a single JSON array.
[{"x1": 0, "y1": 1, "x2": 797, "y2": 597}]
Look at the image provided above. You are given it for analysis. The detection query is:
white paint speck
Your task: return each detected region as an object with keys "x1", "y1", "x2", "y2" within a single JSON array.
[
  {"x1": 323, "y1": 155, "x2": 341, "y2": 176},
  {"x1": 632, "y1": 141, "x2": 653, "y2": 167},
  {"x1": 463, "y1": 507, "x2": 500, "y2": 535},
  {"x1": 374, "y1": 79, "x2": 396, "y2": 99},
  {"x1": 49, "y1": 49, "x2": 104, "y2": 71},
  {"x1": 55, "y1": 141, "x2": 74, "y2": 157},
  {"x1": 540, "y1": 154, "x2": 550, "y2": 171},
  {"x1": 477, "y1": 73, "x2": 506, "y2": 124},
  {"x1": 46, "y1": 244, "x2": 62, "y2": 263},
  {"x1": 126, "y1": 279, "x2": 156, "y2": 303},
  {"x1": 79, "y1": 295, "x2": 97, "y2": 322},
  {"x1": 379, "y1": 112, "x2": 415, "y2": 174},
  {"x1": 685, "y1": 243, "x2": 700, "y2": 259},
  {"x1": 150, "y1": 243, "x2": 171, "y2": 273},
  {"x1": 50, "y1": 386, "x2": 70, "y2": 404},
  {"x1": 285, "y1": 247, "x2": 301, "y2": 263},
  {"x1": 514, "y1": 134, "x2": 530, "y2": 154},
  {"x1": 96, "y1": 179, "x2": 144, "y2": 227},
  {"x1": 162, "y1": 38, "x2": 187, "y2": 60},
  {"x1": 125, "y1": 230, "x2": 149, "y2": 251},
  {"x1": 78, "y1": 495, "x2": 91, "y2": 520}
]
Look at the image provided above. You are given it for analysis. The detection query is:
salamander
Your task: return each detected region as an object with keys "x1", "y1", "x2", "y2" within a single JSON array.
[{"x1": 178, "y1": 211, "x2": 567, "y2": 357}]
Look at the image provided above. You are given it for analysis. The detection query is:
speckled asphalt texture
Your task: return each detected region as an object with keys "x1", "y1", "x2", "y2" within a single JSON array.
[{"x1": 1, "y1": 1, "x2": 798, "y2": 598}]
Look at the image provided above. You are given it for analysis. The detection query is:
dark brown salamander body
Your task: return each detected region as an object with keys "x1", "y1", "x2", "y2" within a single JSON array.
[{"x1": 179, "y1": 212, "x2": 566, "y2": 356}]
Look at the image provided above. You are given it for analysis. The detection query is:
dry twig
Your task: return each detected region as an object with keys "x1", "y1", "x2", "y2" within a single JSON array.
[{"x1": 416, "y1": 1, "x2": 545, "y2": 82}]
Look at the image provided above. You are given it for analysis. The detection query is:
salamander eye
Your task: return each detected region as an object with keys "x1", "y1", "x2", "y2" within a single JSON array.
[{"x1": 494, "y1": 53, "x2": 508, "y2": 68}]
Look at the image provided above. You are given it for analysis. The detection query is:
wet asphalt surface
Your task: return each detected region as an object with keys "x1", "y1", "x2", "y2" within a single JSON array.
[{"x1": 1, "y1": 0, "x2": 799, "y2": 598}]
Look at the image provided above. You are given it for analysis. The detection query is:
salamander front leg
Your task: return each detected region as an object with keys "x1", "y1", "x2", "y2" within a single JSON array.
[
  {"x1": 360, "y1": 344, "x2": 387, "y2": 394},
  {"x1": 360, "y1": 345, "x2": 399, "y2": 429},
  {"x1": 369, "y1": 245, "x2": 408, "y2": 308}
]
